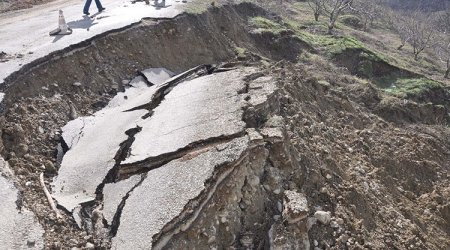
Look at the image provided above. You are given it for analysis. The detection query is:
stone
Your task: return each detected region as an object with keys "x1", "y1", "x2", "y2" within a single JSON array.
[
  {"x1": 314, "y1": 211, "x2": 331, "y2": 225},
  {"x1": 85, "y1": 242, "x2": 95, "y2": 249},
  {"x1": 330, "y1": 220, "x2": 339, "y2": 228},
  {"x1": 336, "y1": 218, "x2": 344, "y2": 225},
  {"x1": 16, "y1": 143, "x2": 29, "y2": 157},
  {"x1": 27, "y1": 240, "x2": 36, "y2": 247},
  {"x1": 44, "y1": 161, "x2": 57, "y2": 174}
]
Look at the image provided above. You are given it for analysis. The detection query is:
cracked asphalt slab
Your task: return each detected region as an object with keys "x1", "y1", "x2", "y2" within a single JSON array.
[
  {"x1": 0, "y1": 158, "x2": 45, "y2": 249},
  {"x1": 122, "y1": 68, "x2": 253, "y2": 164},
  {"x1": 140, "y1": 67, "x2": 175, "y2": 85},
  {"x1": 102, "y1": 174, "x2": 142, "y2": 225},
  {"x1": 52, "y1": 69, "x2": 172, "y2": 211},
  {"x1": 112, "y1": 136, "x2": 249, "y2": 249},
  {"x1": 52, "y1": 67, "x2": 251, "y2": 211}
]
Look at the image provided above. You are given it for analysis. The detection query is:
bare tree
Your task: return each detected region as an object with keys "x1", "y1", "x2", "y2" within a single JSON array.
[
  {"x1": 404, "y1": 12, "x2": 436, "y2": 61},
  {"x1": 322, "y1": 0, "x2": 353, "y2": 34},
  {"x1": 250, "y1": 0, "x2": 289, "y2": 16},
  {"x1": 350, "y1": 0, "x2": 382, "y2": 30},
  {"x1": 308, "y1": 0, "x2": 324, "y2": 21},
  {"x1": 391, "y1": 13, "x2": 411, "y2": 50},
  {"x1": 433, "y1": 11, "x2": 450, "y2": 78},
  {"x1": 434, "y1": 39, "x2": 450, "y2": 78}
]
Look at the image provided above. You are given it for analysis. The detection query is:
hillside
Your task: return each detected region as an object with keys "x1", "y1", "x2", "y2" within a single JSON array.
[
  {"x1": 381, "y1": 0, "x2": 449, "y2": 11},
  {"x1": 0, "y1": 0, "x2": 449, "y2": 249}
]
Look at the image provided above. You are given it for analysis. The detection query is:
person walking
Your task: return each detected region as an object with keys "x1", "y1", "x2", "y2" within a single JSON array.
[{"x1": 83, "y1": 0, "x2": 105, "y2": 15}]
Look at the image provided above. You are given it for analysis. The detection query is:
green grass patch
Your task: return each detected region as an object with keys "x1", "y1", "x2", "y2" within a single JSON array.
[
  {"x1": 185, "y1": 0, "x2": 219, "y2": 14},
  {"x1": 250, "y1": 16, "x2": 372, "y2": 59},
  {"x1": 380, "y1": 77, "x2": 443, "y2": 98},
  {"x1": 296, "y1": 32, "x2": 367, "y2": 56},
  {"x1": 249, "y1": 16, "x2": 288, "y2": 34}
]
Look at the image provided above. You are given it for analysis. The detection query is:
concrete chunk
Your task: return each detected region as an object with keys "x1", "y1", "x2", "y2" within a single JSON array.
[
  {"x1": 283, "y1": 190, "x2": 309, "y2": 224},
  {"x1": 140, "y1": 68, "x2": 175, "y2": 85}
]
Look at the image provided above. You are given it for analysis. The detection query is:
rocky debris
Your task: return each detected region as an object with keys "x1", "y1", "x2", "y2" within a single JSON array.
[
  {"x1": 269, "y1": 190, "x2": 311, "y2": 249},
  {"x1": 0, "y1": 158, "x2": 44, "y2": 249},
  {"x1": 269, "y1": 221, "x2": 310, "y2": 250}
]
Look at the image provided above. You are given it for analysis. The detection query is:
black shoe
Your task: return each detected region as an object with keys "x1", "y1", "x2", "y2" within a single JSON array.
[
  {"x1": 83, "y1": 12, "x2": 90, "y2": 15},
  {"x1": 98, "y1": 7, "x2": 106, "y2": 12}
]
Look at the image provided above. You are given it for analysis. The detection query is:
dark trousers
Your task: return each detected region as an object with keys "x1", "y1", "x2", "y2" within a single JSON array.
[{"x1": 83, "y1": 0, "x2": 103, "y2": 14}]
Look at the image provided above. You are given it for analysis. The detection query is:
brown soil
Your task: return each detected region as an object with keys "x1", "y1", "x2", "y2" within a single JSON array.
[
  {"x1": 278, "y1": 61, "x2": 450, "y2": 249},
  {"x1": 0, "y1": 0, "x2": 55, "y2": 13}
]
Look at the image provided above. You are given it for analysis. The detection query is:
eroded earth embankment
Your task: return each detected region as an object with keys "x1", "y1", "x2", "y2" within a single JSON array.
[{"x1": 0, "y1": 2, "x2": 449, "y2": 250}]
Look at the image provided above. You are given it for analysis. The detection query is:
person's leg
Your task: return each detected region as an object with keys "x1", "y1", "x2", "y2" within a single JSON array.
[
  {"x1": 94, "y1": 0, "x2": 104, "y2": 11},
  {"x1": 83, "y1": 0, "x2": 92, "y2": 14}
]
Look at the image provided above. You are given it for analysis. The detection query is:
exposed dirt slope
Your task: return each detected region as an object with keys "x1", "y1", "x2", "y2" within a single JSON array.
[{"x1": 0, "y1": 0, "x2": 55, "y2": 13}]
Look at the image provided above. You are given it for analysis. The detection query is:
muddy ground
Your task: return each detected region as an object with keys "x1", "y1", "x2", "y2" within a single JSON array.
[{"x1": 0, "y1": 2, "x2": 449, "y2": 249}]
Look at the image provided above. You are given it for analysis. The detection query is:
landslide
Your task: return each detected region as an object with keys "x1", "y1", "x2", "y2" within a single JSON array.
[{"x1": 0, "y1": 2, "x2": 448, "y2": 250}]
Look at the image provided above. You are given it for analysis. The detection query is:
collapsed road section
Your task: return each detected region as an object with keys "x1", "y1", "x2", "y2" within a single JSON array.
[
  {"x1": 1, "y1": 2, "x2": 449, "y2": 249},
  {"x1": 51, "y1": 64, "x2": 296, "y2": 249}
]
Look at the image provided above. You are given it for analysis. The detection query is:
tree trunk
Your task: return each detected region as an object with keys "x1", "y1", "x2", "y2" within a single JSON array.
[
  {"x1": 314, "y1": 13, "x2": 319, "y2": 21},
  {"x1": 328, "y1": 25, "x2": 334, "y2": 34},
  {"x1": 413, "y1": 48, "x2": 419, "y2": 61},
  {"x1": 328, "y1": 19, "x2": 335, "y2": 34}
]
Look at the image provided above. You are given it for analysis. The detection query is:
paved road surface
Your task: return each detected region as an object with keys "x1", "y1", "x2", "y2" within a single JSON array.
[{"x1": 0, "y1": 0, "x2": 188, "y2": 84}]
